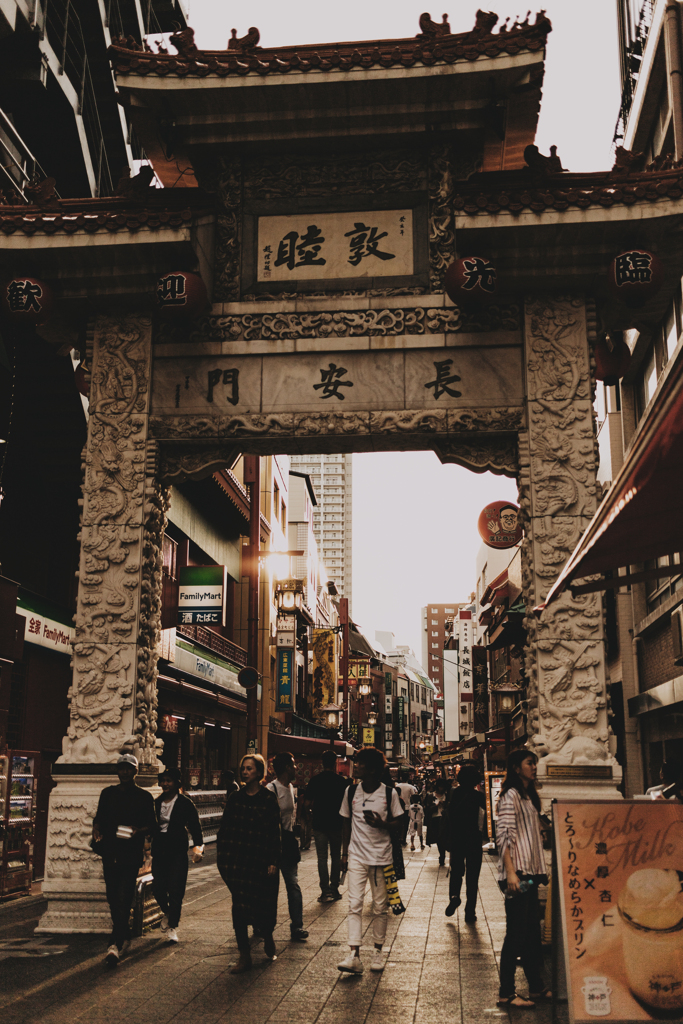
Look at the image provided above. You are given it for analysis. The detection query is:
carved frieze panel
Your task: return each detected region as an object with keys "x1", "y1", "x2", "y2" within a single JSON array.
[
  {"x1": 44, "y1": 799, "x2": 101, "y2": 880},
  {"x1": 436, "y1": 436, "x2": 518, "y2": 477}
]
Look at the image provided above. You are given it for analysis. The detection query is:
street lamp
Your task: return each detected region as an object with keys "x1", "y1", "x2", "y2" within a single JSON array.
[
  {"x1": 367, "y1": 708, "x2": 378, "y2": 727},
  {"x1": 320, "y1": 702, "x2": 343, "y2": 748},
  {"x1": 275, "y1": 578, "x2": 304, "y2": 612},
  {"x1": 358, "y1": 679, "x2": 371, "y2": 698}
]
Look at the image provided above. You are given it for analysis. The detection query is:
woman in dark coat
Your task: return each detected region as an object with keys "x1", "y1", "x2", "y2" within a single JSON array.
[
  {"x1": 443, "y1": 765, "x2": 486, "y2": 922},
  {"x1": 217, "y1": 753, "x2": 281, "y2": 973}
]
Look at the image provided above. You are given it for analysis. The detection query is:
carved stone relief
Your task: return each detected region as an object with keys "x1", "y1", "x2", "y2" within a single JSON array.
[
  {"x1": 436, "y1": 436, "x2": 518, "y2": 477},
  {"x1": 44, "y1": 799, "x2": 101, "y2": 880},
  {"x1": 519, "y1": 296, "x2": 616, "y2": 773}
]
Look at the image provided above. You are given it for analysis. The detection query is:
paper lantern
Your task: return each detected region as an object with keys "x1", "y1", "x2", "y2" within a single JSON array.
[
  {"x1": 444, "y1": 257, "x2": 497, "y2": 306},
  {"x1": 477, "y1": 500, "x2": 523, "y2": 550},
  {"x1": 156, "y1": 271, "x2": 208, "y2": 321},
  {"x1": 594, "y1": 334, "x2": 631, "y2": 386},
  {"x1": 1, "y1": 276, "x2": 53, "y2": 325},
  {"x1": 607, "y1": 250, "x2": 663, "y2": 308}
]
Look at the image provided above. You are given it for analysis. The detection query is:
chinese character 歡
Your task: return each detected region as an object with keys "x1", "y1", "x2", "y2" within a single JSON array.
[
  {"x1": 313, "y1": 362, "x2": 354, "y2": 400},
  {"x1": 8, "y1": 279, "x2": 43, "y2": 313},
  {"x1": 461, "y1": 257, "x2": 496, "y2": 293},
  {"x1": 344, "y1": 222, "x2": 396, "y2": 267},
  {"x1": 157, "y1": 274, "x2": 187, "y2": 306},
  {"x1": 615, "y1": 251, "x2": 652, "y2": 286},
  {"x1": 424, "y1": 359, "x2": 462, "y2": 399},
  {"x1": 274, "y1": 226, "x2": 326, "y2": 270}
]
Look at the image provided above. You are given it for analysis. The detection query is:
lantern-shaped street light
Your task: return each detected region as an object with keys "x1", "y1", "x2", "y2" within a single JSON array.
[
  {"x1": 275, "y1": 578, "x2": 304, "y2": 613},
  {"x1": 358, "y1": 679, "x2": 372, "y2": 698},
  {"x1": 367, "y1": 708, "x2": 378, "y2": 727},
  {"x1": 320, "y1": 702, "x2": 344, "y2": 748}
]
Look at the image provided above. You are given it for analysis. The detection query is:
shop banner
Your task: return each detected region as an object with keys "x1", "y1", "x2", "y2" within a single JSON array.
[
  {"x1": 18, "y1": 606, "x2": 74, "y2": 654},
  {"x1": 397, "y1": 695, "x2": 405, "y2": 733},
  {"x1": 276, "y1": 648, "x2": 294, "y2": 711},
  {"x1": 177, "y1": 565, "x2": 226, "y2": 625},
  {"x1": 311, "y1": 628, "x2": 337, "y2": 720},
  {"x1": 554, "y1": 799, "x2": 683, "y2": 1022},
  {"x1": 483, "y1": 771, "x2": 505, "y2": 841},
  {"x1": 362, "y1": 727, "x2": 375, "y2": 746}
]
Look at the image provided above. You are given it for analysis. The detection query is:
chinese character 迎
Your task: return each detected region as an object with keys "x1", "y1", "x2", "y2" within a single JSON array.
[
  {"x1": 461, "y1": 257, "x2": 496, "y2": 293},
  {"x1": 344, "y1": 222, "x2": 396, "y2": 267},
  {"x1": 313, "y1": 362, "x2": 354, "y2": 401},
  {"x1": 615, "y1": 251, "x2": 652, "y2": 286},
  {"x1": 207, "y1": 368, "x2": 239, "y2": 406},
  {"x1": 8, "y1": 279, "x2": 43, "y2": 313},
  {"x1": 157, "y1": 273, "x2": 187, "y2": 306},
  {"x1": 274, "y1": 226, "x2": 326, "y2": 270},
  {"x1": 424, "y1": 359, "x2": 462, "y2": 399}
]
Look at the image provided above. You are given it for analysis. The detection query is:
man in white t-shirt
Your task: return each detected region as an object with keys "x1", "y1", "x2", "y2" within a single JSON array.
[
  {"x1": 266, "y1": 752, "x2": 308, "y2": 942},
  {"x1": 396, "y1": 778, "x2": 418, "y2": 845},
  {"x1": 338, "y1": 747, "x2": 403, "y2": 975}
]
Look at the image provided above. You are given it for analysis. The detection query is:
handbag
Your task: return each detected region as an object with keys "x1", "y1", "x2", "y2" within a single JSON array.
[
  {"x1": 281, "y1": 828, "x2": 301, "y2": 864},
  {"x1": 90, "y1": 835, "x2": 107, "y2": 858}
]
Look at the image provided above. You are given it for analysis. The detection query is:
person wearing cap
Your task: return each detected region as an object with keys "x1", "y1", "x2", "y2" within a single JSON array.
[
  {"x1": 152, "y1": 767, "x2": 204, "y2": 944},
  {"x1": 92, "y1": 754, "x2": 157, "y2": 966}
]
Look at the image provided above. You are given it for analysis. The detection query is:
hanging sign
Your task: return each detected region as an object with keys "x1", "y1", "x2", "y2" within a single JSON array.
[
  {"x1": 397, "y1": 696, "x2": 405, "y2": 734},
  {"x1": 1, "y1": 276, "x2": 54, "y2": 325},
  {"x1": 444, "y1": 256, "x2": 497, "y2": 307},
  {"x1": 276, "y1": 648, "x2": 294, "y2": 711},
  {"x1": 362, "y1": 727, "x2": 376, "y2": 746},
  {"x1": 177, "y1": 565, "x2": 226, "y2": 625},
  {"x1": 607, "y1": 250, "x2": 664, "y2": 308},
  {"x1": 477, "y1": 500, "x2": 523, "y2": 549},
  {"x1": 311, "y1": 628, "x2": 337, "y2": 720},
  {"x1": 156, "y1": 270, "x2": 209, "y2": 321},
  {"x1": 554, "y1": 799, "x2": 683, "y2": 1022}
]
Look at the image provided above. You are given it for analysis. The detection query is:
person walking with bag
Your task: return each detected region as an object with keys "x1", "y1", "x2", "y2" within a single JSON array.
[
  {"x1": 152, "y1": 767, "x2": 204, "y2": 944},
  {"x1": 496, "y1": 750, "x2": 551, "y2": 1009},
  {"x1": 408, "y1": 794, "x2": 424, "y2": 851},
  {"x1": 444, "y1": 765, "x2": 485, "y2": 922},
  {"x1": 91, "y1": 754, "x2": 157, "y2": 967},
  {"x1": 217, "y1": 754, "x2": 281, "y2": 973},
  {"x1": 267, "y1": 752, "x2": 308, "y2": 942},
  {"x1": 337, "y1": 747, "x2": 403, "y2": 975}
]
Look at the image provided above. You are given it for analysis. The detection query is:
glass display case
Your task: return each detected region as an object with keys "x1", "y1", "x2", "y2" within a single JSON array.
[{"x1": 0, "y1": 750, "x2": 38, "y2": 900}]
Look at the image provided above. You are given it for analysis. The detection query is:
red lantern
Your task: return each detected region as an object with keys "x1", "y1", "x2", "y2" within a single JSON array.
[
  {"x1": 477, "y1": 500, "x2": 523, "y2": 550},
  {"x1": 607, "y1": 250, "x2": 664, "y2": 308},
  {"x1": 1, "y1": 276, "x2": 53, "y2": 325},
  {"x1": 594, "y1": 334, "x2": 631, "y2": 386},
  {"x1": 156, "y1": 271, "x2": 208, "y2": 321},
  {"x1": 444, "y1": 257, "x2": 497, "y2": 307}
]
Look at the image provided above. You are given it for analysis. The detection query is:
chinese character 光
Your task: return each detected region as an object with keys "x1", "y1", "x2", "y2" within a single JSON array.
[
  {"x1": 274, "y1": 226, "x2": 326, "y2": 270},
  {"x1": 424, "y1": 359, "x2": 462, "y2": 399},
  {"x1": 344, "y1": 222, "x2": 396, "y2": 267},
  {"x1": 157, "y1": 273, "x2": 187, "y2": 306},
  {"x1": 313, "y1": 363, "x2": 354, "y2": 400},
  {"x1": 461, "y1": 257, "x2": 496, "y2": 293},
  {"x1": 615, "y1": 251, "x2": 652, "y2": 286},
  {"x1": 8, "y1": 279, "x2": 43, "y2": 313},
  {"x1": 207, "y1": 368, "x2": 239, "y2": 406}
]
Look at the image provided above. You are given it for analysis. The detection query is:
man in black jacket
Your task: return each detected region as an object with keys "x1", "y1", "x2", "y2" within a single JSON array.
[
  {"x1": 152, "y1": 767, "x2": 204, "y2": 943},
  {"x1": 92, "y1": 754, "x2": 157, "y2": 966}
]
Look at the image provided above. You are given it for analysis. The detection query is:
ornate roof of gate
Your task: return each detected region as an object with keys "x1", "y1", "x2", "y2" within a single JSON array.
[{"x1": 108, "y1": 10, "x2": 552, "y2": 80}]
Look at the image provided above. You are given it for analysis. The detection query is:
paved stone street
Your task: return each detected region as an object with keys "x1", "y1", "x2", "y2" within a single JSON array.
[{"x1": 0, "y1": 843, "x2": 566, "y2": 1024}]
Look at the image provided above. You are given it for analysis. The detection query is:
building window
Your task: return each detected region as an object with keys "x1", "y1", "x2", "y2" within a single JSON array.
[
  {"x1": 273, "y1": 481, "x2": 280, "y2": 521},
  {"x1": 431, "y1": 631, "x2": 438, "y2": 637},
  {"x1": 431, "y1": 643, "x2": 439, "y2": 648},
  {"x1": 645, "y1": 553, "x2": 683, "y2": 612},
  {"x1": 280, "y1": 501, "x2": 286, "y2": 530},
  {"x1": 636, "y1": 295, "x2": 681, "y2": 421},
  {"x1": 445, "y1": 607, "x2": 454, "y2": 613},
  {"x1": 431, "y1": 619, "x2": 438, "y2": 625},
  {"x1": 431, "y1": 608, "x2": 438, "y2": 613}
]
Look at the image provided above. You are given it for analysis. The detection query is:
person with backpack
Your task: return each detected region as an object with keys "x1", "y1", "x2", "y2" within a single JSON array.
[{"x1": 337, "y1": 747, "x2": 403, "y2": 975}]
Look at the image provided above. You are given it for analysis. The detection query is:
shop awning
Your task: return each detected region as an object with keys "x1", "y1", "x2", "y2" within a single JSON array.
[
  {"x1": 540, "y1": 352, "x2": 683, "y2": 610},
  {"x1": 482, "y1": 570, "x2": 511, "y2": 608},
  {"x1": 268, "y1": 731, "x2": 348, "y2": 757},
  {"x1": 487, "y1": 612, "x2": 526, "y2": 651}
]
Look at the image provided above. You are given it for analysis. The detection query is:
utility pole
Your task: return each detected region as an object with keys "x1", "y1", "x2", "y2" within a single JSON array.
[
  {"x1": 339, "y1": 597, "x2": 349, "y2": 739},
  {"x1": 244, "y1": 455, "x2": 260, "y2": 748}
]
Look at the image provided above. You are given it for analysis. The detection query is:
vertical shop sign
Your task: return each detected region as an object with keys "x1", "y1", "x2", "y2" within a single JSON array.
[
  {"x1": 276, "y1": 648, "x2": 294, "y2": 711},
  {"x1": 311, "y1": 628, "x2": 337, "y2": 720},
  {"x1": 397, "y1": 696, "x2": 405, "y2": 734},
  {"x1": 362, "y1": 727, "x2": 375, "y2": 746},
  {"x1": 472, "y1": 646, "x2": 489, "y2": 733},
  {"x1": 384, "y1": 671, "x2": 393, "y2": 695},
  {"x1": 554, "y1": 799, "x2": 683, "y2": 1022}
]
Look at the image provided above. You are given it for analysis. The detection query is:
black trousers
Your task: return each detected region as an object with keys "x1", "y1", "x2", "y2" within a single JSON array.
[
  {"x1": 232, "y1": 904, "x2": 273, "y2": 953},
  {"x1": 449, "y1": 833, "x2": 483, "y2": 914},
  {"x1": 499, "y1": 885, "x2": 545, "y2": 998},
  {"x1": 152, "y1": 837, "x2": 189, "y2": 929},
  {"x1": 102, "y1": 856, "x2": 140, "y2": 950}
]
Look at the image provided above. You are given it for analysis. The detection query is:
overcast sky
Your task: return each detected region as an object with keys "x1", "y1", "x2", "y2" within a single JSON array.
[{"x1": 187, "y1": 0, "x2": 620, "y2": 658}]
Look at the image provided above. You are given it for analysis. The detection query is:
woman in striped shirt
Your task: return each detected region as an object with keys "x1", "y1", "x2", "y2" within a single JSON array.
[{"x1": 496, "y1": 750, "x2": 550, "y2": 1009}]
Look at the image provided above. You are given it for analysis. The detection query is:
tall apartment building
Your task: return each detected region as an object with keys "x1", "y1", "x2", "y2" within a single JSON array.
[
  {"x1": 421, "y1": 603, "x2": 467, "y2": 692},
  {"x1": 289, "y1": 454, "x2": 353, "y2": 607}
]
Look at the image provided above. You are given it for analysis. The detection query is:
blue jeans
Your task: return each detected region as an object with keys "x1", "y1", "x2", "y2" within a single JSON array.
[{"x1": 280, "y1": 859, "x2": 303, "y2": 931}]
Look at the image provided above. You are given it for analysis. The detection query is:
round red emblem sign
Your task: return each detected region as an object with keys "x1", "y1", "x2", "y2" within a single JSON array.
[{"x1": 477, "y1": 500, "x2": 523, "y2": 549}]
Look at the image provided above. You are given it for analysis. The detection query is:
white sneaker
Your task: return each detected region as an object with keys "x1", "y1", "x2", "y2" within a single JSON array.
[
  {"x1": 167, "y1": 927, "x2": 179, "y2": 943},
  {"x1": 105, "y1": 944, "x2": 119, "y2": 966},
  {"x1": 370, "y1": 949, "x2": 385, "y2": 972},
  {"x1": 160, "y1": 914, "x2": 169, "y2": 932},
  {"x1": 337, "y1": 953, "x2": 364, "y2": 974}
]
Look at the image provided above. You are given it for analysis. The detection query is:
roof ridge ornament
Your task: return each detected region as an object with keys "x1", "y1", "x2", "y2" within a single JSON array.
[
  {"x1": 416, "y1": 12, "x2": 452, "y2": 39},
  {"x1": 170, "y1": 24, "x2": 200, "y2": 61},
  {"x1": 524, "y1": 144, "x2": 566, "y2": 175},
  {"x1": 228, "y1": 26, "x2": 261, "y2": 52}
]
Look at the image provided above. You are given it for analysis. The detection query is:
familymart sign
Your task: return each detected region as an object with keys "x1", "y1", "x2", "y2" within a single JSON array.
[
  {"x1": 17, "y1": 598, "x2": 75, "y2": 654},
  {"x1": 177, "y1": 565, "x2": 227, "y2": 625}
]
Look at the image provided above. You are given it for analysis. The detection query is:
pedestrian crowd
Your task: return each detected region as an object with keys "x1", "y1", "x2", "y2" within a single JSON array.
[{"x1": 90, "y1": 747, "x2": 554, "y2": 1008}]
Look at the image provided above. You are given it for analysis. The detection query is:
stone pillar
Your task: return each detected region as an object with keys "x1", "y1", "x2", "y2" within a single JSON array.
[
  {"x1": 37, "y1": 314, "x2": 167, "y2": 933},
  {"x1": 518, "y1": 296, "x2": 622, "y2": 805}
]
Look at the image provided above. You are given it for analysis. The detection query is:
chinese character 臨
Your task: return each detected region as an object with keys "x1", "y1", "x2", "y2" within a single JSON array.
[
  {"x1": 207, "y1": 368, "x2": 239, "y2": 406},
  {"x1": 461, "y1": 257, "x2": 496, "y2": 293},
  {"x1": 615, "y1": 251, "x2": 652, "y2": 286},
  {"x1": 424, "y1": 359, "x2": 462, "y2": 399},
  {"x1": 274, "y1": 226, "x2": 326, "y2": 270},
  {"x1": 345, "y1": 222, "x2": 396, "y2": 267},
  {"x1": 313, "y1": 362, "x2": 354, "y2": 401},
  {"x1": 157, "y1": 274, "x2": 187, "y2": 306},
  {"x1": 8, "y1": 279, "x2": 43, "y2": 313}
]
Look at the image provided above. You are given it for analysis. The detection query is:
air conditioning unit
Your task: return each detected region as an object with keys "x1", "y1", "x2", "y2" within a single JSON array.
[{"x1": 672, "y1": 607, "x2": 683, "y2": 666}]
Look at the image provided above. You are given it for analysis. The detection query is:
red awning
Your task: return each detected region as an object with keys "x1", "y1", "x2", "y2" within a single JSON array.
[
  {"x1": 268, "y1": 731, "x2": 348, "y2": 757},
  {"x1": 540, "y1": 352, "x2": 683, "y2": 609}
]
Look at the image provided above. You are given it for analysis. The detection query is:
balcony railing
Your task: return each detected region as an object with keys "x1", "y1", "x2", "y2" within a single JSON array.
[
  {"x1": 176, "y1": 625, "x2": 248, "y2": 668},
  {"x1": 0, "y1": 108, "x2": 53, "y2": 202},
  {"x1": 614, "y1": 0, "x2": 655, "y2": 148}
]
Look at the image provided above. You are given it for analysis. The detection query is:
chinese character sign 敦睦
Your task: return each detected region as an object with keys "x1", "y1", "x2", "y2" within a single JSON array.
[
  {"x1": 257, "y1": 210, "x2": 413, "y2": 282},
  {"x1": 554, "y1": 800, "x2": 683, "y2": 1022}
]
